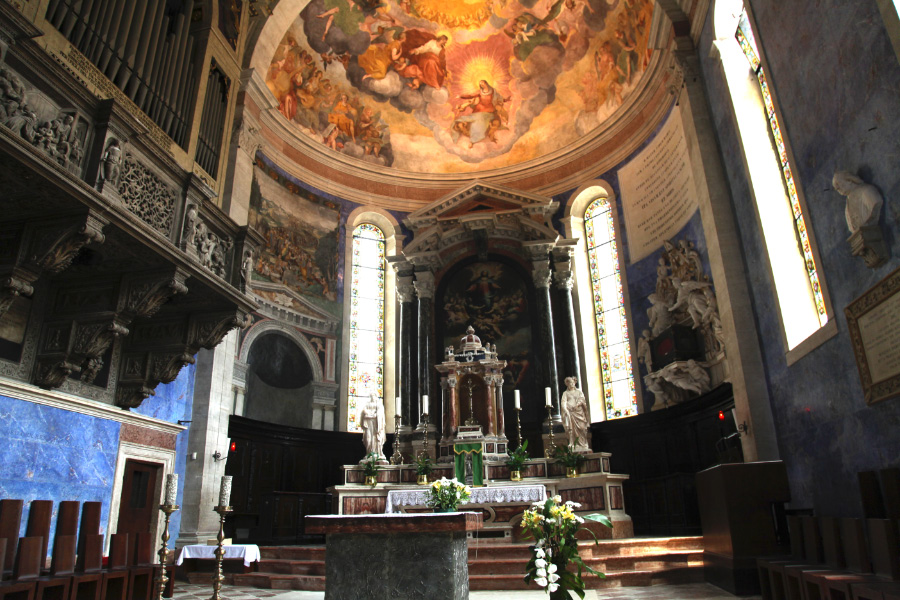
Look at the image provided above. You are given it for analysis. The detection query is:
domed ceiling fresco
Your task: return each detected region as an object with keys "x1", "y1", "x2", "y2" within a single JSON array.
[{"x1": 266, "y1": 0, "x2": 654, "y2": 174}]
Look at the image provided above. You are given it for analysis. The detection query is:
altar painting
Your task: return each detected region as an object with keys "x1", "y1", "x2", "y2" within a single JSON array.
[
  {"x1": 266, "y1": 0, "x2": 654, "y2": 173},
  {"x1": 439, "y1": 261, "x2": 533, "y2": 395},
  {"x1": 248, "y1": 161, "x2": 342, "y2": 310}
]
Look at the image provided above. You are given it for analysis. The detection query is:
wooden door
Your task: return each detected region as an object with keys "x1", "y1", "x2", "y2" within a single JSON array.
[{"x1": 117, "y1": 460, "x2": 160, "y2": 539}]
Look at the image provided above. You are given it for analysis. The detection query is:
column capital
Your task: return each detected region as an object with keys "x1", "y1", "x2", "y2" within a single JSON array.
[
  {"x1": 531, "y1": 260, "x2": 552, "y2": 289},
  {"x1": 396, "y1": 274, "x2": 417, "y2": 303},
  {"x1": 414, "y1": 270, "x2": 435, "y2": 299}
]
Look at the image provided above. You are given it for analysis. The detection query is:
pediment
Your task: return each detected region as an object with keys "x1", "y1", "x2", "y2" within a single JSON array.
[{"x1": 404, "y1": 181, "x2": 557, "y2": 231}]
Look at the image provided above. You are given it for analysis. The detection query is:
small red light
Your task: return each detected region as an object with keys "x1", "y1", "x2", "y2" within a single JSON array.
[
  {"x1": 229, "y1": 441, "x2": 236, "y2": 452},
  {"x1": 718, "y1": 410, "x2": 725, "y2": 421}
]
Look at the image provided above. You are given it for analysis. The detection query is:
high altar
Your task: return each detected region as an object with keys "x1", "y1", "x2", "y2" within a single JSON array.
[{"x1": 436, "y1": 326, "x2": 509, "y2": 466}]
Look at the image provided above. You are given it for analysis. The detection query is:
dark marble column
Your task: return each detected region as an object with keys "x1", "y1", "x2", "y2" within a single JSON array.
[
  {"x1": 396, "y1": 272, "x2": 417, "y2": 429},
  {"x1": 414, "y1": 270, "x2": 435, "y2": 427},
  {"x1": 553, "y1": 245, "x2": 581, "y2": 389},
  {"x1": 532, "y1": 256, "x2": 561, "y2": 422}
]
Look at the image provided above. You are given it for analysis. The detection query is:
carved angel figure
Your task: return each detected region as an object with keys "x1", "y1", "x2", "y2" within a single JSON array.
[
  {"x1": 637, "y1": 329, "x2": 653, "y2": 373},
  {"x1": 647, "y1": 292, "x2": 674, "y2": 336},
  {"x1": 669, "y1": 277, "x2": 711, "y2": 329}
]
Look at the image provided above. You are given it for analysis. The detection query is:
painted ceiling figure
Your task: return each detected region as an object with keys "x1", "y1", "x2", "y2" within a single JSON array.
[
  {"x1": 452, "y1": 80, "x2": 508, "y2": 148},
  {"x1": 402, "y1": 30, "x2": 448, "y2": 89}
]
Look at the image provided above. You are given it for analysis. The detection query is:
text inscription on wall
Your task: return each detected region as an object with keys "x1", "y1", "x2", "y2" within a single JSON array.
[{"x1": 619, "y1": 109, "x2": 699, "y2": 263}]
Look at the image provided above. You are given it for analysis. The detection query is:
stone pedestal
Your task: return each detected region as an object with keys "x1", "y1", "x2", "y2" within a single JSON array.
[{"x1": 305, "y1": 513, "x2": 482, "y2": 600}]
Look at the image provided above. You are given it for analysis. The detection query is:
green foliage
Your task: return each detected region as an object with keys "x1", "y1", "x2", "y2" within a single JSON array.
[
  {"x1": 552, "y1": 444, "x2": 586, "y2": 468},
  {"x1": 520, "y1": 495, "x2": 612, "y2": 598},
  {"x1": 361, "y1": 452, "x2": 380, "y2": 477},
  {"x1": 506, "y1": 440, "x2": 530, "y2": 471},
  {"x1": 424, "y1": 477, "x2": 472, "y2": 511},
  {"x1": 415, "y1": 453, "x2": 433, "y2": 476}
]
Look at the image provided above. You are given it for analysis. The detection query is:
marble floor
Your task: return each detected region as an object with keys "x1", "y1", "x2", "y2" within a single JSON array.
[{"x1": 170, "y1": 582, "x2": 761, "y2": 599}]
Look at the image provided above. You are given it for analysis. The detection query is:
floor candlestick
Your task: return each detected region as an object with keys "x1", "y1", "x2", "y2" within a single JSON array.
[
  {"x1": 156, "y1": 504, "x2": 178, "y2": 600},
  {"x1": 210, "y1": 505, "x2": 232, "y2": 600},
  {"x1": 391, "y1": 414, "x2": 403, "y2": 465}
]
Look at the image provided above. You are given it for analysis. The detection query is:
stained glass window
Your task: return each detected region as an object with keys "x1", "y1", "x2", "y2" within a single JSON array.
[
  {"x1": 584, "y1": 197, "x2": 637, "y2": 420},
  {"x1": 736, "y1": 11, "x2": 828, "y2": 328},
  {"x1": 347, "y1": 223, "x2": 385, "y2": 431}
]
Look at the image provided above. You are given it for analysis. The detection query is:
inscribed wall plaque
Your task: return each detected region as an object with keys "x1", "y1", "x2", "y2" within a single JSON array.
[
  {"x1": 846, "y1": 265, "x2": 900, "y2": 404},
  {"x1": 619, "y1": 109, "x2": 699, "y2": 263}
]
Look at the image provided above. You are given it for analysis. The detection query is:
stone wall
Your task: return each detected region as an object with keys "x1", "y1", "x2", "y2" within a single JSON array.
[{"x1": 697, "y1": 0, "x2": 900, "y2": 515}]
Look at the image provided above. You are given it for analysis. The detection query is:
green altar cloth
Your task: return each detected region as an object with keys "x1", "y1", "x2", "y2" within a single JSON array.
[{"x1": 453, "y1": 443, "x2": 484, "y2": 486}]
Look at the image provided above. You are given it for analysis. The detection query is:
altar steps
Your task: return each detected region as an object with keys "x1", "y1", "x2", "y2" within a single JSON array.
[{"x1": 231, "y1": 536, "x2": 704, "y2": 592}]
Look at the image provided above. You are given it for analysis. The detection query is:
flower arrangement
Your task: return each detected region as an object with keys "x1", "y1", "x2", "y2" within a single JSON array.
[
  {"x1": 506, "y1": 440, "x2": 530, "y2": 471},
  {"x1": 424, "y1": 477, "x2": 472, "y2": 512},
  {"x1": 415, "y1": 453, "x2": 434, "y2": 476},
  {"x1": 552, "y1": 444, "x2": 585, "y2": 469},
  {"x1": 521, "y1": 495, "x2": 612, "y2": 598},
  {"x1": 361, "y1": 452, "x2": 380, "y2": 477}
]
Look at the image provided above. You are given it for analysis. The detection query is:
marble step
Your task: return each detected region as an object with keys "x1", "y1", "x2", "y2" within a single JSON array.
[
  {"x1": 468, "y1": 565, "x2": 704, "y2": 590},
  {"x1": 260, "y1": 546, "x2": 325, "y2": 561},
  {"x1": 255, "y1": 558, "x2": 326, "y2": 575},
  {"x1": 232, "y1": 572, "x2": 326, "y2": 591},
  {"x1": 467, "y1": 550, "x2": 704, "y2": 575}
]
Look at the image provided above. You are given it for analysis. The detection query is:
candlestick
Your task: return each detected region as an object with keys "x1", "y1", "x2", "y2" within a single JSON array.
[
  {"x1": 516, "y1": 407, "x2": 523, "y2": 450},
  {"x1": 210, "y1": 505, "x2": 232, "y2": 600},
  {"x1": 218, "y1": 476, "x2": 232, "y2": 508},
  {"x1": 514, "y1": 390, "x2": 521, "y2": 410},
  {"x1": 544, "y1": 404, "x2": 555, "y2": 458},
  {"x1": 544, "y1": 387, "x2": 552, "y2": 407},
  {"x1": 164, "y1": 474, "x2": 178, "y2": 507},
  {"x1": 390, "y1": 413, "x2": 403, "y2": 465},
  {"x1": 155, "y1": 503, "x2": 179, "y2": 600}
]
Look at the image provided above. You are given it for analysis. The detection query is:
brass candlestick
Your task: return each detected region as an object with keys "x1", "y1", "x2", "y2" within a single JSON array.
[
  {"x1": 391, "y1": 413, "x2": 403, "y2": 465},
  {"x1": 210, "y1": 505, "x2": 232, "y2": 600},
  {"x1": 516, "y1": 407, "x2": 523, "y2": 450},
  {"x1": 544, "y1": 405, "x2": 555, "y2": 458},
  {"x1": 156, "y1": 505, "x2": 179, "y2": 600}
]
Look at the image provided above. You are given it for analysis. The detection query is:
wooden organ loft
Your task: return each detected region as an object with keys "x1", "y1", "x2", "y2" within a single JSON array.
[{"x1": 0, "y1": 2, "x2": 260, "y2": 408}]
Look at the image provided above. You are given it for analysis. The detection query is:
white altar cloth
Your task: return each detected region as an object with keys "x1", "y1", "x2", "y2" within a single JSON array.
[
  {"x1": 176, "y1": 544, "x2": 261, "y2": 567},
  {"x1": 385, "y1": 484, "x2": 547, "y2": 514}
]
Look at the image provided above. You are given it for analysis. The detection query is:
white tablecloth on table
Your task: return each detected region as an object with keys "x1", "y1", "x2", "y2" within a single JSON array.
[
  {"x1": 385, "y1": 484, "x2": 546, "y2": 513},
  {"x1": 176, "y1": 544, "x2": 261, "y2": 567}
]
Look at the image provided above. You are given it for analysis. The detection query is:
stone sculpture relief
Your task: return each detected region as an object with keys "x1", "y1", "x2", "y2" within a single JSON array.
[
  {"x1": 833, "y1": 170, "x2": 888, "y2": 268},
  {"x1": 0, "y1": 67, "x2": 86, "y2": 172},
  {"x1": 187, "y1": 216, "x2": 234, "y2": 278},
  {"x1": 640, "y1": 237, "x2": 725, "y2": 409}
]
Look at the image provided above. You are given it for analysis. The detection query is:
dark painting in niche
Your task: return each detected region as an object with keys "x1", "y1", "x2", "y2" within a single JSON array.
[
  {"x1": 438, "y1": 260, "x2": 537, "y2": 435},
  {"x1": 218, "y1": 0, "x2": 242, "y2": 50}
]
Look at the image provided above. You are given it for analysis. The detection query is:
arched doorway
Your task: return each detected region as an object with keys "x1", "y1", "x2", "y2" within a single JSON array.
[{"x1": 244, "y1": 332, "x2": 315, "y2": 429}]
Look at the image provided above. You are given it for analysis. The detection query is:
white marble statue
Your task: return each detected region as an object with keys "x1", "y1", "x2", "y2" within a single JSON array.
[
  {"x1": 647, "y1": 292, "x2": 674, "y2": 336},
  {"x1": 359, "y1": 392, "x2": 386, "y2": 461},
  {"x1": 560, "y1": 377, "x2": 591, "y2": 452},
  {"x1": 669, "y1": 278, "x2": 711, "y2": 329},
  {"x1": 659, "y1": 360, "x2": 710, "y2": 396},
  {"x1": 833, "y1": 170, "x2": 883, "y2": 234},
  {"x1": 637, "y1": 329, "x2": 653, "y2": 373},
  {"x1": 644, "y1": 372, "x2": 668, "y2": 408}
]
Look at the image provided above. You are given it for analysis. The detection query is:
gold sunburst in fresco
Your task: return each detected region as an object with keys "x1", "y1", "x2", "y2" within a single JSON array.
[{"x1": 266, "y1": 0, "x2": 654, "y2": 173}]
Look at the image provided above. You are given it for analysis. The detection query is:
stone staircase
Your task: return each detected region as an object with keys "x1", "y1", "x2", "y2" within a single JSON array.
[{"x1": 227, "y1": 536, "x2": 704, "y2": 592}]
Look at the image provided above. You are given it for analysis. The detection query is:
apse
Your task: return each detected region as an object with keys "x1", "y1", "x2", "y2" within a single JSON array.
[{"x1": 244, "y1": 332, "x2": 315, "y2": 428}]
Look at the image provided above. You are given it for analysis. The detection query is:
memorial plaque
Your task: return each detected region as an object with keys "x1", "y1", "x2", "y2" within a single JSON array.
[
  {"x1": 845, "y1": 265, "x2": 900, "y2": 404},
  {"x1": 619, "y1": 109, "x2": 699, "y2": 263}
]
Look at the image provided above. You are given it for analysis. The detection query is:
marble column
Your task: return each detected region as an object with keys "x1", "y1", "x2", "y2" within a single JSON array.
[
  {"x1": 553, "y1": 245, "x2": 581, "y2": 389},
  {"x1": 414, "y1": 270, "x2": 435, "y2": 427},
  {"x1": 532, "y1": 256, "x2": 561, "y2": 422},
  {"x1": 178, "y1": 329, "x2": 238, "y2": 547},
  {"x1": 395, "y1": 271, "x2": 417, "y2": 429},
  {"x1": 494, "y1": 375, "x2": 506, "y2": 442},
  {"x1": 448, "y1": 376, "x2": 458, "y2": 439}
]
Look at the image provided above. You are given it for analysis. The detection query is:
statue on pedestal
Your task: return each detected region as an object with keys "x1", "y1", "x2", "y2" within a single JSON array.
[
  {"x1": 359, "y1": 392, "x2": 386, "y2": 461},
  {"x1": 560, "y1": 377, "x2": 591, "y2": 453}
]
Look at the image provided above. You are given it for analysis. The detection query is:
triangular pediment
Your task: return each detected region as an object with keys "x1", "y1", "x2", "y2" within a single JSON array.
[{"x1": 405, "y1": 181, "x2": 556, "y2": 230}]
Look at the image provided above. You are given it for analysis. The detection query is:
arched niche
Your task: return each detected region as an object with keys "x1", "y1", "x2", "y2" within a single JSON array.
[{"x1": 239, "y1": 320, "x2": 338, "y2": 430}]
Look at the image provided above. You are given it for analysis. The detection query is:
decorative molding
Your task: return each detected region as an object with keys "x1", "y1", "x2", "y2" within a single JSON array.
[
  {"x1": 0, "y1": 378, "x2": 186, "y2": 434},
  {"x1": 117, "y1": 153, "x2": 177, "y2": 236}
]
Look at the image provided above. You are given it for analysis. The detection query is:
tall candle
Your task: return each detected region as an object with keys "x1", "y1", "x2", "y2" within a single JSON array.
[
  {"x1": 218, "y1": 475, "x2": 233, "y2": 508},
  {"x1": 396, "y1": 397, "x2": 401, "y2": 418},
  {"x1": 164, "y1": 473, "x2": 178, "y2": 506},
  {"x1": 514, "y1": 390, "x2": 521, "y2": 410},
  {"x1": 545, "y1": 387, "x2": 552, "y2": 406},
  {"x1": 422, "y1": 395, "x2": 428, "y2": 415}
]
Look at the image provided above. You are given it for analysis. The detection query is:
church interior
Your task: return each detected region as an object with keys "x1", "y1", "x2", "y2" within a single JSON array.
[{"x1": 1, "y1": 0, "x2": 899, "y2": 598}]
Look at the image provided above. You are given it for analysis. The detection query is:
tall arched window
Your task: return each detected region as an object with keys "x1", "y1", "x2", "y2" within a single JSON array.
[
  {"x1": 347, "y1": 223, "x2": 385, "y2": 431},
  {"x1": 584, "y1": 197, "x2": 637, "y2": 419},
  {"x1": 714, "y1": 0, "x2": 832, "y2": 357}
]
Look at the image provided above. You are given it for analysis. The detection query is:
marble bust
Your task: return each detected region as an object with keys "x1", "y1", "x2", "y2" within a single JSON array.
[{"x1": 833, "y1": 170, "x2": 883, "y2": 234}]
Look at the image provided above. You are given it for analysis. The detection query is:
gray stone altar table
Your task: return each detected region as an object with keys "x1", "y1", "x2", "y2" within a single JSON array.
[{"x1": 305, "y1": 512, "x2": 483, "y2": 600}]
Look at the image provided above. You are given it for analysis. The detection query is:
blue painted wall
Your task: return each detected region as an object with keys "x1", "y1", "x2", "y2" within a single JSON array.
[
  {"x1": 697, "y1": 0, "x2": 900, "y2": 514},
  {"x1": 0, "y1": 361, "x2": 196, "y2": 557}
]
